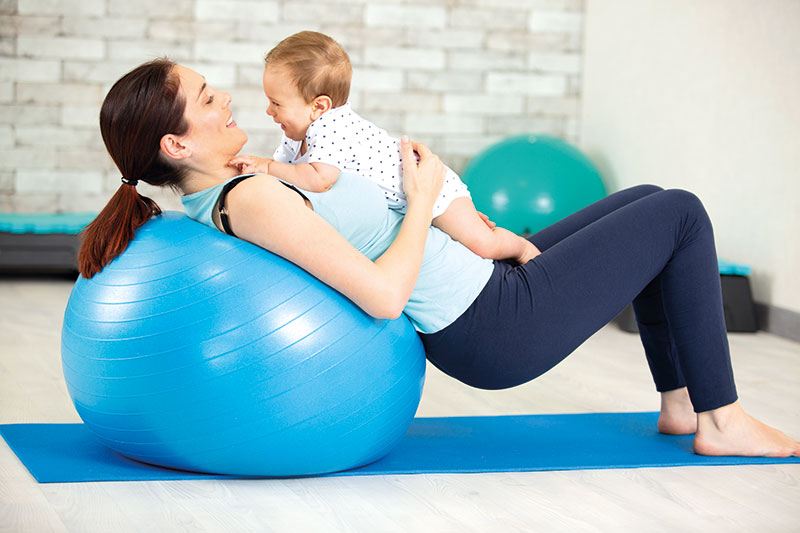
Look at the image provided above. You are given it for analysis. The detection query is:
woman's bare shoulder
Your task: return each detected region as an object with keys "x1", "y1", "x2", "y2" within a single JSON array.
[
  {"x1": 228, "y1": 174, "x2": 307, "y2": 210},
  {"x1": 212, "y1": 173, "x2": 306, "y2": 236},
  {"x1": 230, "y1": 173, "x2": 293, "y2": 194}
]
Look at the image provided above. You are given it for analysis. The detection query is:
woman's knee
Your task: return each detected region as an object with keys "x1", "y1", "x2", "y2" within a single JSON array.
[
  {"x1": 663, "y1": 189, "x2": 705, "y2": 211},
  {"x1": 633, "y1": 184, "x2": 664, "y2": 196},
  {"x1": 663, "y1": 189, "x2": 712, "y2": 227}
]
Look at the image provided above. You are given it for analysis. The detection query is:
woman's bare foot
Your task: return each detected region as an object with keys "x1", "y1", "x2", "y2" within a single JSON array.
[
  {"x1": 694, "y1": 401, "x2": 800, "y2": 457},
  {"x1": 658, "y1": 387, "x2": 697, "y2": 435}
]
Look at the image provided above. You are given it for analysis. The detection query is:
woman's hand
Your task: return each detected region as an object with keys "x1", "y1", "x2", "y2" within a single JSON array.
[
  {"x1": 228, "y1": 155, "x2": 273, "y2": 175},
  {"x1": 400, "y1": 136, "x2": 445, "y2": 214}
]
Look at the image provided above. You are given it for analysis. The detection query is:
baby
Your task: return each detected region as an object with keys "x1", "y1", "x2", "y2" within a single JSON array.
[{"x1": 230, "y1": 31, "x2": 539, "y2": 264}]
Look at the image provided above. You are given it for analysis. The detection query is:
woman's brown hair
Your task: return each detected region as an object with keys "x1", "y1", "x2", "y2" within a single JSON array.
[{"x1": 78, "y1": 58, "x2": 188, "y2": 278}]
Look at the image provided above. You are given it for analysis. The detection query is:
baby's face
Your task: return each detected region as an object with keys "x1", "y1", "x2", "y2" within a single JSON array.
[{"x1": 262, "y1": 65, "x2": 314, "y2": 142}]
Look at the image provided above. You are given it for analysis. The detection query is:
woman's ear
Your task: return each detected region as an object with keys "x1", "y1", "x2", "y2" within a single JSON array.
[
  {"x1": 160, "y1": 134, "x2": 191, "y2": 161},
  {"x1": 310, "y1": 95, "x2": 333, "y2": 120}
]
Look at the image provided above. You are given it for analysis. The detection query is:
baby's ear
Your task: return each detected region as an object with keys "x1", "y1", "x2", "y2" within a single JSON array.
[{"x1": 310, "y1": 95, "x2": 333, "y2": 119}]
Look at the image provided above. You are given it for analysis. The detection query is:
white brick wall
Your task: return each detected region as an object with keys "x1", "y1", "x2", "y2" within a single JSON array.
[
  {"x1": 1, "y1": 0, "x2": 585, "y2": 213},
  {"x1": 0, "y1": 171, "x2": 13, "y2": 193},
  {"x1": 486, "y1": 72, "x2": 568, "y2": 96},
  {"x1": 365, "y1": 5, "x2": 447, "y2": 29},
  {"x1": 406, "y1": 71, "x2": 482, "y2": 93},
  {"x1": 0, "y1": 58, "x2": 60, "y2": 82},
  {"x1": 195, "y1": 1, "x2": 279, "y2": 22},
  {"x1": 443, "y1": 94, "x2": 525, "y2": 116},
  {"x1": 529, "y1": 52, "x2": 582, "y2": 74},
  {"x1": 352, "y1": 68, "x2": 404, "y2": 92},
  {"x1": 17, "y1": 36, "x2": 104, "y2": 60},
  {"x1": 0, "y1": 83, "x2": 12, "y2": 103},
  {"x1": 529, "y1": 11, "x2": 584, "y2": 33},
  {"x1": 17, "y1": 0, "x2": 105, "y2": 16},
  {"x1": 15, "y1": 83, "x2": 104, "y2": 104},
  {"x1": 62, "y1": 61, "x2": 141, "y2": 84},
  {"x1": 16, "y1": 170, "x2": 104, "y2": 193},
  {"x1": 404, "y1": 114, "x2": 484, "y2": 136},
  {"x1": 0, "y1": 124, "x2": 12, "y2": 147},
  {"x1": 60, "y1": 17, "x2": 148, "y2": 39},
  {"x1": 449, "y1": 7, "x2": 530, "y2": 31},
  {"x1": 0, "y1": 148, "x2": 58, "y2": 169},
  {"x1": 194, "y1": 40, "x2": 266, "y2": 64},
  {"x1": 363, "y1": 47, "x2": 446, "y2": 71},
  {"x1": 282, "y1": 3, "x2": 362, "y2": 25}
]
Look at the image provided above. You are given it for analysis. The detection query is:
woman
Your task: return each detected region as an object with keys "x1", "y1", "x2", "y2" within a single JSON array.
[{"x1": 81, "y1": 59, "x2": 798, "y2": 458}]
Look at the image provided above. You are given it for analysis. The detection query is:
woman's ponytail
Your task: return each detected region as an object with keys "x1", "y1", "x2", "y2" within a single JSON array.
[
  {"x1": 77, "y1": 184, "x2": 161, "y2": 278},
  {"x1": 78, "y1": 58, "x2": 187, "y2": 279}
]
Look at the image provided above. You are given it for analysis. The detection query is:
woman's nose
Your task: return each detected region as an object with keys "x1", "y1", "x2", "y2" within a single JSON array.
[{"x1": 222, "y1": 91, "x2": 232, "y2": 107}]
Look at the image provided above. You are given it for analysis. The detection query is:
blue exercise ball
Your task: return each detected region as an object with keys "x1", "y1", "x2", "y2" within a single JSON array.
[
  {"x1": 61, "y1": 211, "x2": 425, "y2": 476},
  {"x1": 461, "y1": 135, "x2": 607, "y2": 235}
]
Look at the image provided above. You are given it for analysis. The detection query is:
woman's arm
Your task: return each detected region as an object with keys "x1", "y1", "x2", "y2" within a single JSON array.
[{"x1": 221, "y1": 137, "x2": 445, "y2": 319}]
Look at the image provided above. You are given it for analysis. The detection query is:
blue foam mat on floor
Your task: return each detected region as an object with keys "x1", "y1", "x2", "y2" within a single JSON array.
[
  {"x1": 1, "y1": 413, "x2": 797, "y2": 483},
  {"x1": 0, "y1": 212, "x2": 96, "y2": 234}
]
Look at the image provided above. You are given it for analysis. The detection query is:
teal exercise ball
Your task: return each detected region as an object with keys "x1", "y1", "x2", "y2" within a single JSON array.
[
  {"x1": 61, "y1": 212, "x2": 426, "y2": 476},
  {"x1": 461, "y1": 135, "x2": 607, "y2": 235}
]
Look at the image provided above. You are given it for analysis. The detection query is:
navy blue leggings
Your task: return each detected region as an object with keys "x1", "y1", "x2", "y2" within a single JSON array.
[{"x1": 420, "y1": 185, "x2": 737, "y2": 413}]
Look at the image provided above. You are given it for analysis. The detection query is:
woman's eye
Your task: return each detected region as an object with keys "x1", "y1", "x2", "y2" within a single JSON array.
[{"x1": 206, "y1": 95, "x2": 214, "y2": 104}]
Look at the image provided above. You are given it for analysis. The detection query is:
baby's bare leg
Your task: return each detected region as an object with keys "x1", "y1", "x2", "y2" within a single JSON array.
[{"x1": 433, "y1": 197, "x2": 540, "y2": 263}]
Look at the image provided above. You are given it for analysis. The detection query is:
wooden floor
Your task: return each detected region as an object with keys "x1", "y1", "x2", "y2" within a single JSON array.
[{"x1": 1, "y1": 276, "x2": 799, "y2": 532}]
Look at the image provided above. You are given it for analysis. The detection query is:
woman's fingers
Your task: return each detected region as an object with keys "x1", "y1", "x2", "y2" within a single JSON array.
[
  {"x1": 400, "y1": 136, "x2": 444, "y2": 206},
  {"x1": 400, "y1": 136, "x2": 422, "y2": 178},
  {"x1": 399, "y1": 136, "x2": 419, "y2": 192},
  {"x1": 399, "y1": 136, "x2": 416, "y2": 164},
  {"x1": 410, "y1": 141, "x2": 432, "y2": 159},
  {"x1": 407, "y1": 140, "x2": 439, "y2": 172}
]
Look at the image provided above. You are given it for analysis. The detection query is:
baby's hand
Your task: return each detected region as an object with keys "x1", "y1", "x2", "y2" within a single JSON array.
[
  {"x1": 477, "y1": 211, "x2": 496, "y2": 229},
  {"x1": 228, "y1": 155, "x2": 272, "y2": 175}
]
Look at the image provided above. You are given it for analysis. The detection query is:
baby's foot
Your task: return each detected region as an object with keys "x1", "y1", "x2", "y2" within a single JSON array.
[{"x1": 516, "y1": 238, "x2": 541, "y2": 265}]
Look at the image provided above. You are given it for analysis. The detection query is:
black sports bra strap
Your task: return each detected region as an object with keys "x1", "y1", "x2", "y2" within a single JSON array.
[
  {"x1": 216, "y1": 174, "x2": 309, "y2": 238},
  {"x1": 217, "y1": 175, "x2": 254, "y2": 237}
]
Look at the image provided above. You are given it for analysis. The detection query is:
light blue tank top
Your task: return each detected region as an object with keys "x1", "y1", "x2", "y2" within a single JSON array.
[{"x1": 181, "y1": 173, "x2": 494, "y2": 333}]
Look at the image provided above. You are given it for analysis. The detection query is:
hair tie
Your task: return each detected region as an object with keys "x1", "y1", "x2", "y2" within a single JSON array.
[{"x1": 121, "y1": 176, "x2": 138, "y2": 187}]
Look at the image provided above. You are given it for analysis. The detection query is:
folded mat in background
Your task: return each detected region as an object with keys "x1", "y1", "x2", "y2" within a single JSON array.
[
  {"x1": 0, "y1": 212, "x2": 96, "y2": 273},
  {"x1": 1, "y1": 413, "x2": 797, "y2": 483}
]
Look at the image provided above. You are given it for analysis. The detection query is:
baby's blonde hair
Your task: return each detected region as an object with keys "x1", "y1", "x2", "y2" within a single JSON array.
[{"x1": 264, "y1": 31, "x2": 352, "y2": 107}]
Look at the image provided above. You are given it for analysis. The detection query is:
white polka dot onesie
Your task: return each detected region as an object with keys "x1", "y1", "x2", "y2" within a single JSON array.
[{"x1": 272, "y1": 103, "x2": 469, "y2": 217}]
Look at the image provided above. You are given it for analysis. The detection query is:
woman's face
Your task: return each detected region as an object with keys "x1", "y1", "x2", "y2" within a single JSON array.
[
  {"x1": 174, "y1": 65, "x2": 248, "y2": 163},
  {"x1": 262, "y1": 65, "x2": 315, "y2": 142}
]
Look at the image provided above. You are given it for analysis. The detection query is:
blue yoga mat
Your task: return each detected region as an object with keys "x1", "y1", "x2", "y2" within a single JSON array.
[{"x1": 1, "y1": 413, "x2": 797, "y2": 483}]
